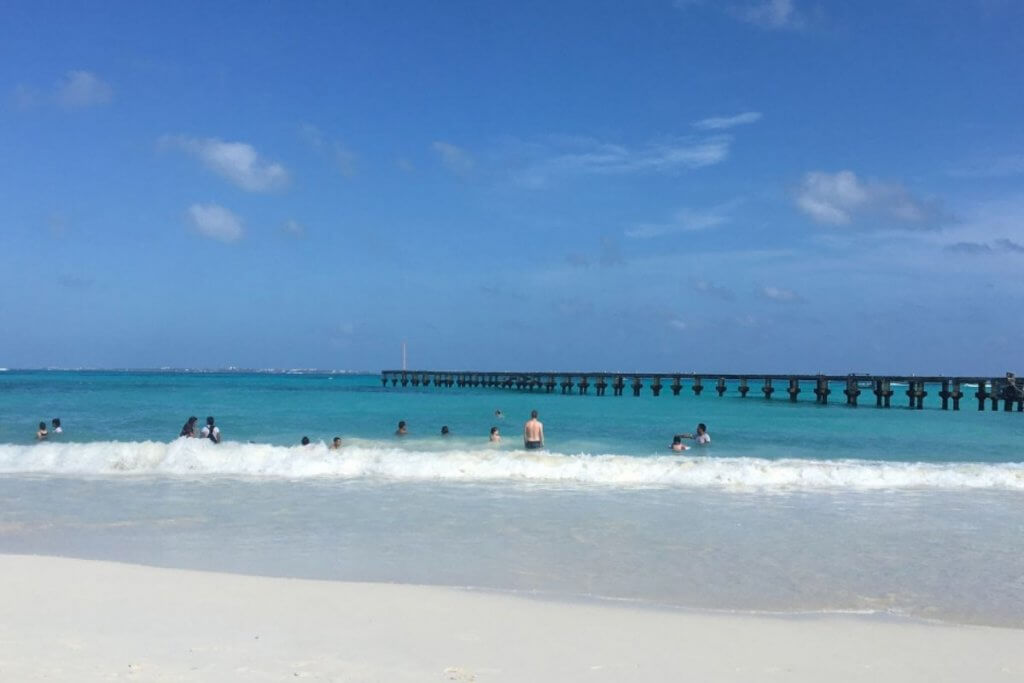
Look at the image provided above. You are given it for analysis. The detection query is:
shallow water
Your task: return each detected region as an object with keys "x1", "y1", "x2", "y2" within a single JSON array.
[{"x1": 1, "y1": 371, "x2": 1022, "y2": 627}]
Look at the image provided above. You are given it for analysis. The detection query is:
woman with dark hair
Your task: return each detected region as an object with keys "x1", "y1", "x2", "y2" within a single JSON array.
[
  {"x1": 36, "y1": 421, "x2": 48, "y2": 441},
  {"x1": 180, "y1": 416, "x2": 198, "y2": 438}
]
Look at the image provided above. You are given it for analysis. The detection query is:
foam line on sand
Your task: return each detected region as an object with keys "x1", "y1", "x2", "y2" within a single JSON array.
[{"x1": 0, "y1": 554, "x2": 1021, "y2": 681}]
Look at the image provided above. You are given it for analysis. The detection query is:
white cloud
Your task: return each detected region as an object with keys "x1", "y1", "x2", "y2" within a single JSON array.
[
  {"x1": 732, "y1": 0, "x2": 805, "y2": 30},
  {"x1": 164, "y1": 135, "x2": 289, "y2": 192},
  {"x1": 795, "y1": 170, "x2": 940, "y2": 228},
  {"x1": 669, "y1": 319, "x2": 688, "y2": 331},
  {"x1": 187, "y1": 203, "x2": 243, "y2": 243},
  {"x1": 759, "y1": 285, "x2": 802, "y2": 302},
  {"x1": 282, "y1": 219, "x2": 305, "y2": 238},
  {"x1": 626, "y1": 203, "x2": 733, "y2": 239},
  {"x1": 515, "y1": 135, "x2": 730, "y2": 188},
  {"x1": 693, "y1": 111, "x2": 762, "y2": 130},
  {"x1": 55, "y1": 70, "x2": 112, "y2": 108},
  {"x1": 432, "y1": 141, "x2": 475, "y2": 175}
]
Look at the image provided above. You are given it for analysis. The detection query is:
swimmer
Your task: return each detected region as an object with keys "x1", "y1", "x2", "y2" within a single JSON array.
[
  {"x1": 523, "y1": 410, "x2": 544, "y2": 449},
  {"x1": 679, "y1": 423, "x2": 711, "y2": 445},
  {"x1": 395, "y1": 420, "x2": 408, "y2": 436},
  {"x1": 36, "y1": 421, "x2": 48, "y2": 441},
  {"x1": 494, "y1": 409, "x2": 504, "y2": 419},
  {"x1": 330, "y1": 437, "x2": 342, "y2": 450},
  {"x1": 670, "y1": 435, "x2": 688, "y2": 452},
  {"x1": 201, "y1": 416, "x2": 221, "y2": 444},
  {"x1": 441, "y1": 425, "x2": 450, "y2": 436},
  {"x1": 489, "y1": 426, "x2": 501, "y2": 443},
  {"x1": 179, "y1": 416, "x2": 198, "y2": 438},
  {"x1": 301, "y1": 436, "x2": 310, "y2": 446},
  {"x1": 51, "y1": 418, "x2": 63, "y2": 434}
]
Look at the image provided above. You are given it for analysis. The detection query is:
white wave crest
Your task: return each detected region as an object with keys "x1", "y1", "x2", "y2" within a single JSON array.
[{"x1": 1, "y1": 440, "x2": 1023, "y2": 491}]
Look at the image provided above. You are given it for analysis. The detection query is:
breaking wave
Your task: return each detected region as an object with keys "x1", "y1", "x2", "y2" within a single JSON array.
[{"x1": 0, "y1": 440, "x2": 1022, "y2": 491}]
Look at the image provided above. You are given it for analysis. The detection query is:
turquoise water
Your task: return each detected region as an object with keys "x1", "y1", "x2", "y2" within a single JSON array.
[
  {"x1": 2, "y1": 370, "x2": 1022, "y2": 465},
  {"x1": 1, "y1": 370, "x2": 1022, "y2": 626}
]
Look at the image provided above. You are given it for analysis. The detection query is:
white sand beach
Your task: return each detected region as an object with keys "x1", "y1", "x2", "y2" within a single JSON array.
[{"x1": 0, "y1": 555, "x2": 1021, "y2": 682}]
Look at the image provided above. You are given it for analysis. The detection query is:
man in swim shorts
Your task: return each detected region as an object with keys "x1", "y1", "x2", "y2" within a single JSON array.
[{"x1": 523, "y1": 410, "x2": 544, "y2": 449}]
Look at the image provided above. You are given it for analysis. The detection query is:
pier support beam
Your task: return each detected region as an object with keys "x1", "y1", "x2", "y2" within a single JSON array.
[
  {"x1": 631, "y1": 377, "x2": 643, "y2": 396},
  {"x1": 738, "y1": 378, "x2": 750, "y2": 398},
  {"x1": 715, "y1": 378, "x2": 727, "y2": 397},
  {"x1": 692, "y1": 377, "x2": 704, "y2": 396},
  {"x1": 906, "y1": 381, "x2": 926, "y2": 409},
  {"x1": 560, "y1": 376, "x2": 573, "y2": 395},
  {"x1": 595, "y1": 376, "x2": 608, "y2": 396},
  {"x1": 671, "y1": 376, "x2": 682, "y2": 396},
  {"x1": 578, "y1": 376, "x2": 589, "y2": 395},
  {"x1": 990, "y1": 379, "x2": 1001, "y2": 411},
  {"x1": 762, "y1": 378, "x2": 774, "y2": 399},
  {"x1": 873, "y1": 380, "x2": 892, "y2": 408},
  {"x1": 814, "y1": 377, "x2": 831, "y2": 404},
  {"x1": 545, "y1": 375, "x2": 556, "y2": 393},
  {"x1": 976, "y1": 381, "x2": 988, "y2": 410},
  {"x1": 613, "y1": 375, "x2": 625, "y2": 396},
  {"x1": 651, "y1": 376, "x2": 663, "y2": 396},
  {"x1": 787, "y1": 378, "x2": 800, "y2": 402},
  {"x1": 844, "y1": 378, "x2": 861, "y2": 407}
]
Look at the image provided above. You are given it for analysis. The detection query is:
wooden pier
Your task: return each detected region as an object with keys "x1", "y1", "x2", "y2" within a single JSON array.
[{"x1": 379, "y1": 370, "x2": 1024, "y2": 411}]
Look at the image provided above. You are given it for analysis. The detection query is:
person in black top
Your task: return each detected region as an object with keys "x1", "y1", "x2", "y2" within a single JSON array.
[{"x1": 180, "y1": 416, "x2": 198, "y2": 438}]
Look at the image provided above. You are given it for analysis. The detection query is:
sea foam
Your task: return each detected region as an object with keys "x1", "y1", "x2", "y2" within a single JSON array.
[{"x1": 0, "y1": 440, "x2": 1022, "y2": 491}]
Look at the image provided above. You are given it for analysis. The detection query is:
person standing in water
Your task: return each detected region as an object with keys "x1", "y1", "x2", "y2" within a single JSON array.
[
  {"x1": 489, "y1": 426, "x2": 501, "y2": 443},
  {"x1": 330, "y1": 437, "x2": 342, "y2": 450},
  {"x1": 180, "y1": 416, "x2": 198, "y2": 438},
  {"x1": 523, "y1": 410, "x2": 544, "y2": 450},
  {"x1": 679, "y1": 423, "x2": 711, "y2": 445},
  {"x1": 395, "y1": 420, "x2": 408, "y2": 436},
  {"x1": 36, "y1": 422, "x2": 48, "y2": 441},
  {"x1": 201, "y1": 416, "x2": 221, "y2": 443},
  {"x1": 51, "y1": 418, "x2": 63, "y2": 435}
]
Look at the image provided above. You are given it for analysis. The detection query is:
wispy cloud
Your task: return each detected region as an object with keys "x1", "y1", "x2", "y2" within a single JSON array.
[
  {"x1": 692, "y1": 279, "x2": 736, "y2": 301},
  {"x1": 187, "y1": 203, "x2": 244, "y2": 243},
  {"x1": 669, "y1": 319, "x2": 689, "y2": 331},
  {"x1": 396, "y1": 158, "x2": 416, "y2": 172},
  {"x1": 514, "y1": 135, "x2": 730, "y2": 188},
  {"x1": 693, "y1": 111, "x2": 762, "y2": 130},
  {"x1": 299, "y1": 124, "x2": 358, "y2": 177},
  {"x1": 676, "y1": 0, "x2": 811, "y2": 30},
  {"x1": 946, "y1": 238, "x2": 1024, "y2": 255},
  {"x1": 55, "y1": 70, "x2": 113, "y2": 108},
  {"x1": 759, "y1": 285, "x2": 803, "y2": 302},
  {"x1": 432, "y1": 141, "x2": 475, "y2": 176},
  {"x1": 732, "y1": 0, "x2": 806, "y2": 29},
  {"x1": 795, "y1": 170, "x2": 942, "y2": 229},
  {"x1": 10, "y1": 84, "x2": 39, "y2": 110},
  {"x1": 947, "y1": 154, "x2": 1024, "y2": 179},
  {"x1": 163, "y1": 135, "x2": 289, "y2": 192},
  {"x1": 626, "y1": 201, "x2": 737, "y2": 239},
  {"x1": 282, "y1": 219, "x2": 305, "y2": 238}
]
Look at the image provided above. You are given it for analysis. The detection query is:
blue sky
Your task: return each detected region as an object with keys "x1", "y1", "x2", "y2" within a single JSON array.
[{"x1": 1, "y1": 0, "x2": 1022, "y2": 373}]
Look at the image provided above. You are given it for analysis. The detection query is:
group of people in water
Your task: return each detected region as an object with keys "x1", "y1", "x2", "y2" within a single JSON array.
[
  {"x1": 40, "y1": 410, "x2": 710, "y2": 451},
  {"x1": 179, "y1": 416, "x2": 221, "y2": 443},
  {"x1": 392, "y1": 409, "x2": 546, "y2": 448},
  {"x1": 34, "y1": 418, "x2": 62, "y2": 440}
]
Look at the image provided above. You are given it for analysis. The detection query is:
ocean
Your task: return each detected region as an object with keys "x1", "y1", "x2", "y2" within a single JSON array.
[{"x1": 1, "y1": 370, "x2": 1022, "y2": 627}]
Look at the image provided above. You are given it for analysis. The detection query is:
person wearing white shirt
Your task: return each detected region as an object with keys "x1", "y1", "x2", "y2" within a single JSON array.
[
  {"x1": 200, "y1": 416, "x2": 221, "y2": 443},
  {"x1": 678, "y1": 423, "x2": 710, "y2": 445}
]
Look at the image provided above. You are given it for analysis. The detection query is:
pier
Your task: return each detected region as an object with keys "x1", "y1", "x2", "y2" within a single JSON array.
[{"x1": 379, "y1": 371, "x2": 1024, "y2": 411}]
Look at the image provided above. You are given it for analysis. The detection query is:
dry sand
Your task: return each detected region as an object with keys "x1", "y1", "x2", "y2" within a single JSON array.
[{"x1": 0, "y1": 554, "x2": 1021, "y2": 681}]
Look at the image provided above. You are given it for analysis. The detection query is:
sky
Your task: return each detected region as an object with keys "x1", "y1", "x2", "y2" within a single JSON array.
[{"x1": 1, "y1": 0, "x2": 1022, "y2": 373}]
